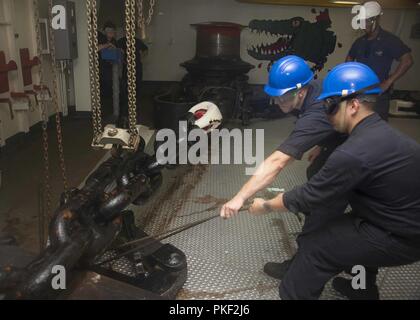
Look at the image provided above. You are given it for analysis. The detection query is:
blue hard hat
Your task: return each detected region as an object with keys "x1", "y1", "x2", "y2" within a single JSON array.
[
  {"x1": 318, "y1": 62, "x2": 382, "y2": 101},
  {"x1": 264, "y1": 55, "x2": 314, "y2": 97}
]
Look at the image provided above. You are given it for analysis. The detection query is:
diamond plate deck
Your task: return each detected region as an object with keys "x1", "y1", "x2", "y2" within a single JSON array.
[{"x1": 130, "y1": 117, "x2": 420, "y2": 300}]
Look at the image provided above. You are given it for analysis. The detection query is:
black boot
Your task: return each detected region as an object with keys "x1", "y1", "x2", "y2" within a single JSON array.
[
  {"x1": 263, "y1": 259, "x2": 293, "y2": 280},
  {"x1": 332, "y1": 277, "x2": 379, "y2": 300}
]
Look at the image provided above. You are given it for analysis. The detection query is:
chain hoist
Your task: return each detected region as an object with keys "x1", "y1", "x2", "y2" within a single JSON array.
[
  {"x1": 125, "y1": 0, "x2": 140, "y2": 149},
  {"x1": 86, "y1": 0, "x2": 103, "y2": 147},
  {"x1": 87, "y1": 0, "x2": 142, "y2": 151}
]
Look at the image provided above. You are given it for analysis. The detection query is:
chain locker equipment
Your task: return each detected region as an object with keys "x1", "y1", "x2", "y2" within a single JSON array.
[
  {"x1": 124, "y1": 0, "x2": 140, "y2": 150},
  {"x1": 87, "y1": 0, "x2": 156, "y2": 151},
  {"x1": 33, "y1": 0, "x2": 69, "y2": 247},
  {"x1": 47, "y1": 0, "x2": 68, "y2": 192},
  {"x1": 87, "y1": 0, "x2": 103, "y2": 147}
]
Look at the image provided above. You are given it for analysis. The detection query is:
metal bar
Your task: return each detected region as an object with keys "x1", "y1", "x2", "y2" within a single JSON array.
[{"x1": 96, "y1": 205, "x2": 251, "y2": 266}]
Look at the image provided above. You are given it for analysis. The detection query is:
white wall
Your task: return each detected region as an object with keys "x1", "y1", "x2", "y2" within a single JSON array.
[
  {"x1": 0, "y1": 0, "x2": 59, "y2": 143},
  {"x1": 73, "y1": 0, "x2": 91, "y2": 112},
  {"x1": 141, "y1": 0, "x2": 419, "y2": 90},
  {"x1": 393, "y1": 10, "x2": 420, "y2": 91}
]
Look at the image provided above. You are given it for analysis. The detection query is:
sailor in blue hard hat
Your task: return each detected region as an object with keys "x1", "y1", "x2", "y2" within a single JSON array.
[
  {"x1": 221, "y1": 55, "x2": 348, "y2": 280},
  {"x1": 264, "y1": 55, "x2": 314, "y2": 114},
  {"x1": 242, "y1": 61, "x2": 420, "y2": 300},
  {"x1": 319, "y1": 62, "x2": 382, "y2": 133}
]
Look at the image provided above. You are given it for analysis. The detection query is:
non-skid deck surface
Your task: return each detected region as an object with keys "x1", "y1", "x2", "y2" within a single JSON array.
[{"x1": 131, "y1": 117, "x2": 420, "y2": 300}]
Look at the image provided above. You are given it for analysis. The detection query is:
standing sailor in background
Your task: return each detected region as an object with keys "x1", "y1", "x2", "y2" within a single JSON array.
[
  {"x1": 346, "y1": 1, "x2": 413, "y2": 121},
  {"x1": 97, "y1": 21, "x2": 119, "y2": 102}
]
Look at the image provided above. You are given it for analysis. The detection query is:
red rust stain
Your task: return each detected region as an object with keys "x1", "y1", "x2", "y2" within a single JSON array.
[
  {"x1": 193, "y1": 195, "x2": 228, "y2": 206},
  {"x1": 142, "y1": 164, "x2": 208, "y2": 234},
  {"x1": 177, "y1": 283, "x2": 277, "y2": 300}
]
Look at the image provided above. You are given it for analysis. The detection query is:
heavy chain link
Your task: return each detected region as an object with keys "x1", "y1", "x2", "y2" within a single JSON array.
[
  {"x1": 33, "y1": 0, "x2": 50, "y2": 246},
  {"x1": 86, "y1": 0, "x2": 103, "y2": 144},
  {"x1": 48, "y1": 0, "x2": 68, "y2": 194},
  {"x1": 125, "y1": 0, "x2": 138, "y2": 146}
]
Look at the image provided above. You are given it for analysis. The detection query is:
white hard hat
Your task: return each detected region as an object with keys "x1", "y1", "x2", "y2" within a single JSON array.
[
  {"x1": 362, "y1": 1, "x2": 383, "y2": 20},
  {"x1": 188, "y1": 101, "x2": 223, "y2": 134}
]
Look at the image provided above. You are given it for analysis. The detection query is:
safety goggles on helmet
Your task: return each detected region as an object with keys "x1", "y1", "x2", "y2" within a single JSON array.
[{"x1": 324, "y1": 83, "x2": 381, "y2": 115}]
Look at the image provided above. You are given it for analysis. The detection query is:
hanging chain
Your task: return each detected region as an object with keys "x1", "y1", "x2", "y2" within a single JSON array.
[
  {"x1": 87, "y1": 0, "x2": 144, "y2": 150},
  {"x1": 86, "y1": 0, "x2": 103, "y2": 145},
  {"x1": 33, "y1": 0, "x2": 50, "y2": 244},
  {"x1": 125, "y1": 0, "x2": 138, "y2": 147},
  {"x1": 146, "y1": 0, "x2": 156, "y2": 25},
  {"x1": 47, "y1": 0, "x2": 68, "y2": 194},
  {"x1": 86, "y1": 0, "x2": 96, "y2": 138},
  {"x1": 92, "y1": 0, "x2": 102, "y2": 140},
  {"x1": 136, "y1": 0, "x2": 145, "y2": 30},
  {"x1": 136, "y1": 0, "x2": 156, "y2": 39}
]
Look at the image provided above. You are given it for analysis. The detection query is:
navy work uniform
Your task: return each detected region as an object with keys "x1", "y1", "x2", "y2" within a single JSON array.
[
  {"x1": 348, "y1": 28, "x2": 412, "y2": 121},
  {"x1": 278, "y1": 80, "x2": 347, "y2": 234},
  {"x1": 281, "y1": 113, "x2": 420, "y2": 300},
  {"x1": 98, "y1": 31, "x2": 118, "y2": 98}
]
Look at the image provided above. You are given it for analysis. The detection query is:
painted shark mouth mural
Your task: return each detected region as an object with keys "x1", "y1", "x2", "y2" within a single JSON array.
[{"x1": 248, "y1": 9, "x2": 338, "y2": 71}]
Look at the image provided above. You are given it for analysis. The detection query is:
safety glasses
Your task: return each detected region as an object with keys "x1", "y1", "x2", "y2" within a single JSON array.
[
  {"x1": 323, "y1": 83, "x2": 381, "y2": 115},
  {"x1": 275, "y1": 90, "x2": 298, "y2": 105},
  {"x1": 365, "y1": 17, "x2": 378, "y2": 26},
  {"x1": 324, "y1": 97, "x2": 342, "y2": 115}
]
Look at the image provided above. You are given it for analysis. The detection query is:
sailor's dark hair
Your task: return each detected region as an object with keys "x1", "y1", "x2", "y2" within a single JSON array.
[
  {"x1": 103, "y1": 21, "x2": 116, "y2": 30},
  {"x1": 345, "y1": 94, "x2": 377, "y2": 109}
]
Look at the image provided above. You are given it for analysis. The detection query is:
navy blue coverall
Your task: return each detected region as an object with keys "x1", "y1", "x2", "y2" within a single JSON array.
[
  {"x1": 278, "y1": 80, "x2": 348, "y2": 235},
  {"x1": 280, "y1": 113, "x2": 420, "y2": 299},
  {"x1": 348, "y1": 28, "x2": 412, "y2": 121}
]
